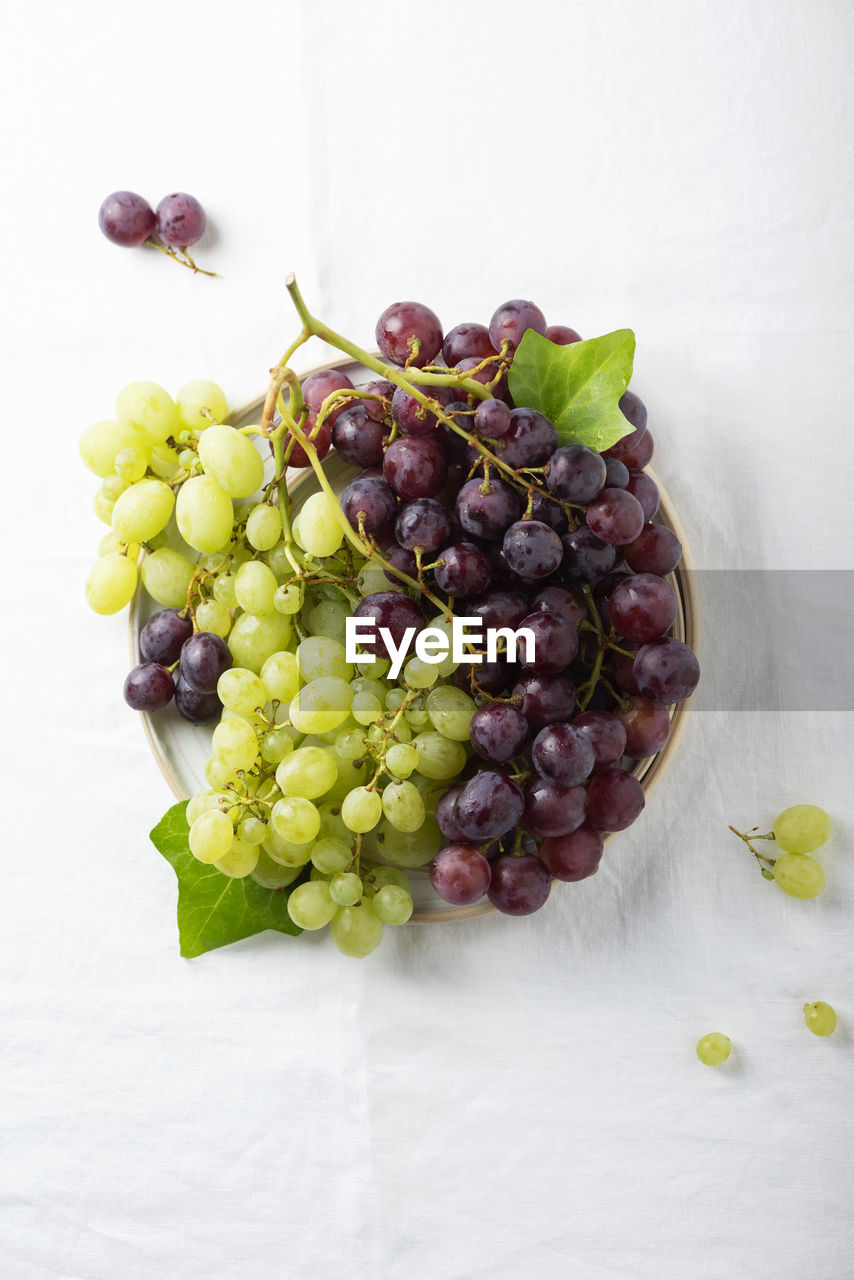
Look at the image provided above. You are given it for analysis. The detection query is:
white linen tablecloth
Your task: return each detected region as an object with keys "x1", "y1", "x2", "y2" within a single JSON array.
[{"x1": 2, "y1": 2, "x2": 852, "y2": 1277}]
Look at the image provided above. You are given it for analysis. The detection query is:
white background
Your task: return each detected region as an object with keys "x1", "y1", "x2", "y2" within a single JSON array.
[{"x1": 2, "y1": 2, "x2": 853, "y2": 1277}]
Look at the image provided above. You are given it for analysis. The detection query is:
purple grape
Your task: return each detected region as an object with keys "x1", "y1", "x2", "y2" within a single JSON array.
[
  {"x1": 532, "y1": 722, "x2": 596, "y2": 786},
  {"x1": 614, "y1": 428, "x2": 654, "y2": 471},
  {"x1": 353, "y1": 591, "x2": 424, "y2": 660},
  {"x1": 98, "y1": 191, "x2": 155, "y2": 247},
  {"x1": 502, "y1": 520, "x2": 563, "y2": 579},
  {"x1": 474, "y1": 398, "x2": 512, "y2": 439},
  {"x1": 609, "y1": 573, "x2": 677, "y2": 643},
  {"x1": 523, "y1": 778, "x2": 586, "y2": 837},
  {"x1": 547, "y1": 444, "x2": 607, "y2": 503},
  {"x1": 469, "y1": 704, "x2": 529, "y2": 763},
  {"x1": 179, "y1": 632, "x2": 232, "y2": 693},
  {"x1": 531, "y1": 585, "x2": 586, "y2": 628},
  {"x1": 512, "y1": 673, "x2": 577, "y2": 729},
  {"x1": 560, "y1": 526, "x2": 617, "y2": 585},
  {"x1": 434, "y1": 543, "x2": 492, "y2": 596},
  {"x1": 546, "y1": 324, "x2": 582, "y2": 345},
  {"x1": 604, "y1": 457, "x2": 630, "y2": 489},
  {"x1": 626, "y1": 471, "x2": 660, "y2": 521},
  {"x1": 613, "y1": 650, "x2": 640, "y2": 695},
  {"x1": 302, "y1": 369, "x2": 354, "y2": 423},
  {"x1": 527, "y1": 490, "x2": 568, "y2": 535},
  {"x1": 376, "y1": 301, "x2": 443, "y2": 368},
  {"x1": 463, "y1": 590, "x2": 528, "y2": 631},
  {"x1": 517, "y1": 612, "x2": 579, "y2": 674},
  {"x1": 359, "y1": 379, "x2": 395, "y2": 422},
  {"x1": 624, "y1": 523, "x2": 681, "y2": 575},
  {"x1": 454, "y1": 770, "x2": 525, "y2": 840},
  {"x1": 442, "y1": 322, "x2": 497, "y2": 366},
  {"x1": 341, "y1": 475, "x2": 398, "y2": 534},
  {"x1": 468, "y1": 658, "x2": 514, "y2": 695},
  {"x1": 430, "y1": 844, "x2": 492, "y2": 906},
  {"x1": 501, "y1": 409, "x2": 559, "y2": 468},
  {"x1": 585, "y1": 489, "x2": 645, "y2": 546},
  {"x1": 605, "y1": 391, "x2": 648, "y2": 461},
  {"x1": 391, "y1": 386, "x2": 441, "y2": 437},
  {"x1": 285, "y1": 416, "x2": 332, "y2": 468},
  {"x1": 383, "y1": 545, "x2": 418, "y2": 584},
  {"x1": 616, "y1": 696, "x2": 671, "y2": 758},
  {"x1": 174, "y1": 675, "x2": 221, "y2": 724},
  {"x1": 139, "y1": 608, "x2": 193, "y2": 666},
  {"x1": 539, "y1": 823, "x2": 604, "y2": 881},
  {"x1": 395, "y1": 499, "x2": 451, "y2": 552},
  {"x1": 458, "y1": 356, "x2": 509, "y2": 399},
  {"x1": 586, "y1": 768, "x2": 645, "y2": 831},
  {"x1": 383, "y1": 436, "x2": 447, "y2": 500},
  {"x1": 633, "y1": 638, "x2": 700, "y2": 704},
  {"x1": 572, "y1": 710, "x2": 627, "y2": 767},
  {"x1": 488, "y1": 299, "x2": 547, "y2": 352},
  {"x1": 154, "y1": 193, "x2": 207, "y2": 248},
  {"x1": 435, "y1": 788, "x2": 465, "y2": 842},
  {"x1": 332, "y1": 404, "x2": 387, "y2": 468},
  {"x1": 123, "y1": 662, "x2": 175, "y2": 711},
  {"x1": 455, "y1": 477, "x2": 521, "y2": 540},
  {"x1": 487, "y1": 854, "x2": 551, "y2": 915}
]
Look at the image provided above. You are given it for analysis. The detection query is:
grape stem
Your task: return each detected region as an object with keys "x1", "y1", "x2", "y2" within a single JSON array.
[
  {"x1": 728, "y1": 825, "x2": 777, "y2": 875},
  {"x1": 144, "y1": 237, "x2": 218, "y2": 278}
]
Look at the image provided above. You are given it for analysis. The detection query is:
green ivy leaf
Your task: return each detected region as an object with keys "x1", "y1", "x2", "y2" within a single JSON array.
[
  {"x1": 507, "y1": 328, "x2": 636, "y2": 452},
  {"x1": 150, "y1": 802, "x2": 302, "y2": 957}
]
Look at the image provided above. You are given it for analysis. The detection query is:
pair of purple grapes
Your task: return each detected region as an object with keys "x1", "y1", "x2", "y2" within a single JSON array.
[{"x1": 98, "y1": 190, "x2": 207, "y2": 251}]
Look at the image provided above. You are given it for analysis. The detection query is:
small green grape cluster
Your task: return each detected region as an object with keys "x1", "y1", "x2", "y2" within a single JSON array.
[
  {"x1": 729, "y1": 804, "x2": 832, "y2": 898},
  {"x1": 697, "y1": 1001, "x2": 839, "y2": 1067}
]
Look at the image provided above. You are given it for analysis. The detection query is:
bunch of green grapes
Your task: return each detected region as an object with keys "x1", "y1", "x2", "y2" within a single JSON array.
[{"x1": 729, "y1": 804, "x2": 833, "y2": 898}]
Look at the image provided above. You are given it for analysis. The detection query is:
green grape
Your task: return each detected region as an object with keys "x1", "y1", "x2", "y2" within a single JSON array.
[
  {"x1": 412, "y1": 731, "x2": 467, "y2": 781},
  {"x1": 386, "y1": 743, "x2": 418, "y2": 778},
  {"x1": 330, "y1": 871, "x2": 363, "y2": 907},
  {"x1": 260, "y1": 651, "x2": 300, "y2": 703},
  {"x1": 205, "y1": 757, "x2": 241, "y2": 790},
  {"x1": 79, "y1": 419, "x2": 136, "y2": 477},
  {"x1": 311, "y1": 837, "x2": 353, "y2": 874},
  {"x1": 352, "y1": 691, "x2": 383, "y2": 725},
  {"x1": 373, "y1": 884, "x2": 414, "y2": 925},
  {"x1": 385, "y1": 688, "x2": 407, "y2": 713},
  {"x1": 116, "y1": 381, "x2": 179, "y2": 445},
  {"x1": 238, "y1": 815, "x2": 268, "y2": 845},
  {"x1": 367, "y1": 865, "x2": 412, "y2": 893},
  {"x1": 316, "y1": 805, "x2": 353, "y2": 845},
  {"x1": 291, "y1": 513, "x2": 307, "y2": 550},
  {"x1": 111, "y1": 478, "x2": 175, "y2": 544},
  {"x1": 309, "y1": 865, "x2": 330, "y2": 882},
  {"x1": 114, "y1": 447, "x2": 148, "y2": 484},
  {"x1": 359, "y1": 655, "x2": 390, "y2": 678},
  {"x1": 189, "y1": 809, "x2": 234, "y2": 863},
  {"x1": 176, "y1": 378, "x2": 229, "y2": 431},
  {"x1": 274, "y1": 583, "x2": 304, "y2": 615},
  {"x1": 235, "y1": 560, "x2": 278, "y2": 615},
  {"x1": 101, "y1": 474, "x2": 129, "y2": 503},
  {"x1": 307, "y1": 598, "x2": 349, "y2": 644},
  {"x1": 372, "y1": 818, "x2": 442, "y2": 868},
  {"x1": 773, "y1": 805, "x2": 831, "y2": 854},
  {"x1": 251, "y1": 848, "x2": 302, "y2": 889},
  {"x1": 213, "y1": 571, "x2": 238, "y2": 608},
  {"x1": 211, "y1": 717, "x2": 260, "y2": 773},
  {"x1": 140, "y1": 548, "x2": 195, "y2": 606},
  {"x1": 803, "y1": 1001, "x2": 837, "y2": 1037},
  {"x1": 334, "y1": 728, "x2": 367, "y2": 762},
  {"x1": 426, "y1": 685, "x2": 476, "y2": 741},
  {"x1": 403, "y1": 657, "x2": 437, "y2": 690},
  {"x1": 260, "y1": 727, "x2": 295, "y2": 764},
  {"x1": 299, "y1": 492, "x2": 345, "y2": 557},
  {"x1": 262, "y1": 832, "x2": 313, "y2": 868},
  {"x1": 93, "y1": 488, "x2": 116, "y2": 524},
  {"x1": 186, "y1": 791, "x2": 220, "y2": 824},
  {"x1": 176, "y1": 475, "x2": 235, "y2": 553},
  {"x1": 198, "y1": 424, "x2": 265, "y2": 498},
  {"x1": 288, "y1": 881, "x2": 338, "y2": 930},
  {"x1": 149, "y1": 443, "x2": 181, "y2": 479},
  {"x1": 290, "y1": 677, "x2": 354, "y2": 734},
  {"x1": 696, "y1": 1033, "x2": 732, "y2": 1066},
  {"x1": 271, "y1": 796, "x2": 321, "y2": 845},
  {"x1": 404, "y1": 700, "x2": 430, "y2": 729},
  {"x1": 85, "y1": 553, "x2": 138, "y2": 614},
  {"x1": 98, "y1": 530, "x2": 141, "y2": 559},
  {"x1": 341, "y1": 786, "x2": 383, "y2": 833},
  {"x1": 330, "y1": 900, "x2": 383, "y2": 957},
  {"x1": 322, "y1": 759, "x2": 368, "y2": 810},
  {"x1": 214, "y1": 838, "x2": 259, "y2": 879},
  {"x1": 218, "y1": 668, "x2": 266, "y2": 717},
  {"x1": 356, "y1": 563, "x2": 390, "y2": 596},
  {"x1": 265, "y1": 542, "x2": 299, "y2": 577},
  {"x1": 178, "y1": 449, "x2": 196, "y2": 470},
  {"x1": 276, "y1": 746, "x2": 338, "y2": 800},
  {"x1": 351, "y1": 676, "x2": 385, "y2": 700},
  {"x1": 427, "y1": 616, "x2": 460, "y2": 677},
  {"x1": 195, "y1": 599, "x2": 231, "y2": 637},
  {"x1": 368, "y1": 718, "x2": 412, "y2": 747},
  {"x1": 245, "y1": 505, "x2": 283, "y2": 553},
  {"x1": 228, "y1": 611, "x2": 293, "y2": 673},
  {"x1": 773, "y1": 852, "x2": 825, "y2": 898},
  {"x1": 297, "y1": 637, "x2": 353, "y2": 683},
  {"x1": 382, "y1": 780, "x2": 426, "y2": 833}
]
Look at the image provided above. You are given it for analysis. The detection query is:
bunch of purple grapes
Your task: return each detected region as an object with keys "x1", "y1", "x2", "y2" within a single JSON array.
[
  {"x1": 98, "y1": 191, "x2": 214, "y2": 273},
  {"x1": 124, "y1": 611, "x2": 231, "y2": 723},
  {"x1": 319, "y1": 298, "x2": 699, "y2": 916}
]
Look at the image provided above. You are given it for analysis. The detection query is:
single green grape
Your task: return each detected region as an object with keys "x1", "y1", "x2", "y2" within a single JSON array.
[
  {"x1": 79, "y1": 419, "x2": 137, "y2": 477},
  {"x1": 385, "y1": 688, "x2": 407, "y2": 713},
  {"x1": 306, "y1": 597, "x2": 349, "y2": 643},
  {"x1": 259, "y1": 726, "x2": 295, "y2": 764},
  {"x1": 403, "y1": 657, "x2": 437, "y2": 690},
  {"x1": 373, "y1": 884, "x2": 414, "y2": 925},
  {"x1": 114, "y1": 446, "x2": 148, "y2": 484},
  {"x1": 341, "y1": 786, "x2": 383, "y2": 833},
  {"x1": 425, "y1": 685, "x2": 477, "y2": 741},
  {"x1": 310, "y1": 837, "x2": 353, "y2": 875},
  {"x1": 178, "y1": 448, "x2": 197, "y2": 470},
  {"x1": 411, "y1": 731, "x2": 467, "y2": 781},
  {"x1": 245, "y1": 504, "x2": 282, "y2": 552},
  {"x1": 803, "y1": 1001, "x2": 837, "y2": 1036},
  {"x1": 290, "y1": 677, "x2": 354, "y2": 734},
  {"x1": 234, "y1": 560, "x2": 277, "y2": 616},
  {"x1": 259, "y1": 650, "x2": 300, "y2": 703},
  {"x1": 93, "y1": 487, "x2": 116, "y2": 525},
  {"x1": 218, "y1": 668, "x2": 267, "y2": 717},
  {"x1": 185, "y1": 791, "x2": 220, "y2": 824},
  {"x1": 250, "y1": 848, "x2": 302, "y2": 889},
  {"x1": 404, "y1": 701, "x2": 430, "y2": 729},
  {"x1": 101, "y1": 474, "x2": 129, "y2": 503},
  {"x1": 98, "y1": 530, "x2": 141, "y2": 560},
  {"x1": 356, "y1": 563, "x2": 390, "y2": 597},
  {"x1": 140, "y1": 548, "x2": 195, "y2": 607},
  {"x1": 276, "y1": 745, "x2": 338, "y2": 800},
  {"x1": 297, "y1": 637, "x2": 353, "y2": 683},
  {"x1": 85, "y1": 553, "x2": 138, "y2": 614},
  {"x1": 195, "y1": 599, "x2": 232, "y2": 637},
  {"x1": 274, "y1": 583, "x2": 304, "y2": 615},
  {"x1": 372, "y1": 818, "x2": 443, "y2": 868},
  {"x1": 352, "y1": 691, "x2": 384, "y2": 725},
  {"x1": 228, "y1": 612, "x2": 293, "y2": 674},
  {"x1": 176, "y1": 475, "x2": 234, "y2": 553},
  {"x1": 189, "y1": 809, "x2": 234, "y2": 864},
  {"x1": 386, "y1": 742, "x2": 418, "y2": 778},
  {"x1": 329, "y1": 900, "x2": 383, "y2": 957},
  {"x1": 262, "y1": 831, "x2": 313, "y2": 868},
  {"x1": 265, "y1": 542, "x2": 297, "y2": 577},
  {"x1": 204, "y1": 757, "x2": 240, "y2": 790},
  {"x1": 111, "y1": 478, "x2": 175, "y2": 544},
  {"x1": 176, "y1": 378, "x2": 229, "y2": 432},
  {"x1": 696, "y1": 1033, "x2": 732, "y2": 1066},
  {"x1": 773, "y1": 805, "x2": 831, "y2": 854},
  {"x1": 287, "y1": 881, "x2": 338, "y2": 930},
  {"x1": 238, "y1": 816, "x2": 268, "y2": 846},
  {"x1": 299, "y1": 492, "x2": 345, "y2": 557},
  {"x1": 382, "y1": 780, "x2": 426, "y2": 833},
  {"x1": 426, "y1": 616, "x2": 459, "y2": 677},
  {"x1": 270, "y1": 796, "x2": 321, "y2": 845},
  {"x1": 773, "y1": 852, "x2": 825, "y2": 898},
  {"x1": 214, "y1": 838, "x2": 259, "y2": 879},
  {"x1": 211, "y1": 717, "x2": 259, "y2": 773},
  {"x1": 212, "y1": 571, "x2": 238, "y2": 608},
  {"x1": 367, "y1": 865, "x2": 413, "y2": 894},
  {"x1": 198, "y1": 424, "x2": 265, "y2": 498},
  {"x1": 334, "y1": 728, "x2": 367, "y2": 762},
  {"x1": 116, "y1": 381, "x2": 179, "y2": 445},
  {"x1": 149, "y1": 442, "x2": 181, "y2": 478},
  {"x1": 330, "y1": 872, "x2": 363, "y2": 907}
]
